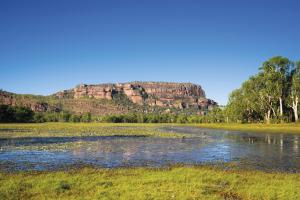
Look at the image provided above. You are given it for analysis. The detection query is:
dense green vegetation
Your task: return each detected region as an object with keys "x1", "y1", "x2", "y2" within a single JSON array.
[
  {"x1": 0, "y1": 105, "x2": 34, "y2": 123},
  {"x1": 0, "y1": 104, "x2": 222, "y2": 123},
  {"x1": 100, "y1": 110, "x2": 223, "y2": 123},
  {"x1": 1, "y1": 166, "x2": 300, "y2": 200},
  {"x1": 224, "y1": 56, "x2": 300, "y2": 124}
]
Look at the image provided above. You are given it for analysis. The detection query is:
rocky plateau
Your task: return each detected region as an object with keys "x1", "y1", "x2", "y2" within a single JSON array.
[{"x1": 0, "y1": 82, "x2": 217, "y2": 115}]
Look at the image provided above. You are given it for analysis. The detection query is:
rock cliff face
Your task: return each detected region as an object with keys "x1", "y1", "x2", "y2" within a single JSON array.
[
  {"x1": 55, "y1": 82, "x2": 216, "y2": 111},
  {"x1": 0, "y1": 82, "x2": 217, "y2": 115}
]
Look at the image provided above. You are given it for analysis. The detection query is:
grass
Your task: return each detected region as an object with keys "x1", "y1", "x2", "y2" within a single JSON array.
[
  {"x1": 1, "y1": 122, "x2": 300, "y2": 139},
  {"x1": 0, "y1": 166, "x2": 300, "y2": 200},
  {"x1": 193, "y1": 123, "x2": 300, "y2": 134},
  {"x1": 0, "y1": 123, "x2": 190, "y2": 138}
]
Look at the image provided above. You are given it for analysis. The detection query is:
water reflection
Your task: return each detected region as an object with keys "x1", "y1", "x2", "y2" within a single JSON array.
[{"x1": 0, "y1": 127, "x2": 300, "y2": 172}]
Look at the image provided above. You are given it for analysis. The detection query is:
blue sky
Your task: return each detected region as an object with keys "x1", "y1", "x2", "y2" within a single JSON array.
[{"x1": 0, "y1": 0, "x2": 299, "y2": 105}]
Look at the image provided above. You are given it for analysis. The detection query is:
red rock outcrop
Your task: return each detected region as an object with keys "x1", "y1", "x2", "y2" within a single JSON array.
[
  {"x1": 58, "y1": 82, "x2": 216, "y2": 110},
  {"x1": 0, "y1": 82, "x2": 217, "y2": 115}
]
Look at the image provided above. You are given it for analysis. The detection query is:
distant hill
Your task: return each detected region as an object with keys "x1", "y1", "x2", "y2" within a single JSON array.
[{"x1": 0, "y1": 82, "x2": 217, "y2": 115}]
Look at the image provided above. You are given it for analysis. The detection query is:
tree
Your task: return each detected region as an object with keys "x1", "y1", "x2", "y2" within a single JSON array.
[
  {"x1": 81, "y1": 112, "x2": 92, "y2": 122},
  {"x1": 260, "y1": 56, "x2": 291, "y2": 120},
  {"x1": 0, "y1": 105, "x2": 15, "y2": 122},
  {"x1": 70, "y1": 114, "x2": 81, "y2": 122},
  {"x1": 14, "y1": 106, "x2": 34, "y2": 122},
  {"x1": 225, "y1": 77, "x2": 263, "y2": 123},
  {"x1": 259, "y1": 62, "x2": 281, "y2": 123},
  {"x1": 176, "y1": 114, "x2": 188, "y2": 123},
  {"x1": 34, "y1": 113, "x2": 45, "y2": 123},
  {"x1": 225, "y1": 56, "x2": 296, "y2": 124},
  {"x1": 241, "y1": 75, "x2": 264, "y2": 122},
  {"x1": 288, "y1": 61, "x2": 300, "y2": 122},
  {"x1": 226, "y1": 89, "x2": 245, "y2": 122},
  {"x1": 59, "y1": 112, "x2": 71, "y2": 122}
]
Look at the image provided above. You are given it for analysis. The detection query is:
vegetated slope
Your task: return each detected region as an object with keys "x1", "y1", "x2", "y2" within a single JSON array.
[{"x1": 0, "y1": 82, "x2": 217, "y2": 115}]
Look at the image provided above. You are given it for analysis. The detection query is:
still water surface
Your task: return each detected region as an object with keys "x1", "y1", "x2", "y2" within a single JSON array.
[{"x1": 1, "y1": 126, "x2": 300, "y2": 172}]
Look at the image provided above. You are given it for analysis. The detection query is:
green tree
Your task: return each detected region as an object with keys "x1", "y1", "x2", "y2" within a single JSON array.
[
  {"x1": 70, "y1": 114, "x2": 81, "y2": 122},
  {"x1": 81, "y1": 112, "x2": 92, "y2": 122},
  {"x1": 226, "y1": 89, "x2": 247, "y2": 122},
  {"x1": 33, "y1": 113, "x2": 45, "y2": 123},
  {"x1": 0, "y1": 105, "x2": 15, "y2": 122},
  {"x1": 259, "y1": 64, "x2": 280, "y2": 123},
  {"x1": 59, "y1": 112, "x2": 71, "y2": 122},
  {"x1": 44, "y1": 113, "x2": 59, "y2": 122},
  {"x1": 260, "y1": 56, "x2": 291, "y2": 120},
  {"x1": 176, "y1": 114, "x2": 188, "y2": 123},
  {"x1": 288, "y1": 61, "x2": 300, "y2": 122},
  {"x1": 14, "y1": 106, "x2": 34, "y2": 122}
]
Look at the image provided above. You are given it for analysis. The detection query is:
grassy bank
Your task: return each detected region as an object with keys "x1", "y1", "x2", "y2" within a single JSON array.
[
  {"x1": 0, "y1": 123, "x2": 188, "y2": 138},
  {"x1": 0, "y1": 166, "x2": 299, "y2": 200},
  {"x1": 1, "y1": 122, "x2": 300, "y2": 139},
  {"x1": 194, "y1": 123, "x2": 300, "y2": 134}
]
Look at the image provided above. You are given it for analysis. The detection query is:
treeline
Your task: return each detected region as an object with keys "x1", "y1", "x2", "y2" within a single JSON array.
[
  {"x1": 225, "y1": 56, "x2": 300, "y2": 123},
  {"x1": 0, "y1": 105, "x2": 35, "y2": 122},
  {"x1": 34, "y1": 112, "x2": 92, "y2": 123},
  {"x1": 0, "y1": 104, "x2": 225, "y2": 123},
  {"x1": 0, "y1": 105, "x2": 92, "y2": 123},
  {"x1": 99, "y1": 109, "x2": 223, "y2": 123}
]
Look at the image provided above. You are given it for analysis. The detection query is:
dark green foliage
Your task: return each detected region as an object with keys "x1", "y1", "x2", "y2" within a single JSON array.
[
  {"x1": 98, "y1": 112, "x2": 225, "y2": 123},
  {"x1": 0, "y1": 105, "x2": 16, "y2": 122},
  {"x1": 0, "y1": 105, "x2": 34, "y2": 123},
  {"x1": 14, "y1": 107, "x2": 35, "y2": 122},
  {"x1": 0, "y1": 104, "x2": 224, "y2": 123}
]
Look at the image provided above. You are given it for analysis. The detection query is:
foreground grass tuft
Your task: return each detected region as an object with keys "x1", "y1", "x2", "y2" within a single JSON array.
[{"x1": 0, "y1": 166, "x2": 300, "y2": 200}]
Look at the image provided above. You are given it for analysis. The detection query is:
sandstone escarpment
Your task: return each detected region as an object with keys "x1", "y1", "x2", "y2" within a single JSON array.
[
  {"x1": 55, "y1": 82, "x2": 216, "y2": 111},
  {"x1": 0, "y1": 82, "x2": 217, "y2": 115}
]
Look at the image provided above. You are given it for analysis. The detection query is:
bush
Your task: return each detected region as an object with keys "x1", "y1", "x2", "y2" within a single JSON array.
[
  {"x1": 81, "y1": 112, "x2": 92, "y2": 122},
  {"x1": 0, "y1": 105, "x2": 34, "y2": 123},
  {"x1": 34, "y1": 113, "x2": 46, "y2": 123},
  {"x1": 14, "y1": 107, "x2": 34, "y2": 122},
  {"x1": 0, "y1": 105, "x2": 15, "y2": 122}
]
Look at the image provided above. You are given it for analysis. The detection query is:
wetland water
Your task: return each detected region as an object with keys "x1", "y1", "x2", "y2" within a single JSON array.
[{"x1": 0, "y1": 126, "x2": 300, "y2": 172}]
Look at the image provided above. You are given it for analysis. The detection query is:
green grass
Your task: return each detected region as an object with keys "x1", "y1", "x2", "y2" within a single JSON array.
[
  {"x1": 0, "y1": 123, "x2": 189, "y2": 138},
  {"x1": 1, "y1": 122, "x2": 300, "y2": 140},
  {"x1": 0, "y1": 166, "x2": 300, "y2": 200},
  {"x1": 2, "y1": 122, "x2": 300, "y2": 139},
  {"x1": 193, "y1": 123, "x2": 300, "y2": 134}
]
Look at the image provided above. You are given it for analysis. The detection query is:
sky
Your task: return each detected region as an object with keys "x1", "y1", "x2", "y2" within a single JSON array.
[{"x1": 0, "y1": 0, "x2": 300, "y2": 105}]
